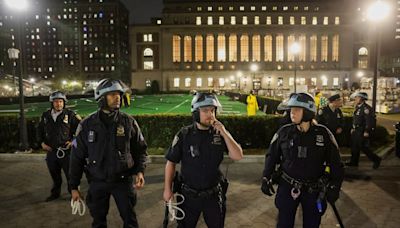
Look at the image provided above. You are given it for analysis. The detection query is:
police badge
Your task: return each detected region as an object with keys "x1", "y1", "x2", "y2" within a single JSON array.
[{"x1": 116, "y1": 125, "x2": 125, "y2": 136}]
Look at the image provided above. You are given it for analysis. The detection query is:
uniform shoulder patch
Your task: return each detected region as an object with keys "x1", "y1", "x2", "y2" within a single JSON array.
[
  {"x1": 364, "y1": 108, "x2": 370, "y2": 114},
  {"x1": 318, "y1": 109, "x2": 323, "y2": 115}
]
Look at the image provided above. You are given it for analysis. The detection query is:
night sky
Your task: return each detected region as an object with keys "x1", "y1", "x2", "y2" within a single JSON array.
[{"x1": 120, "y1": 0, "x2": 163, "y2": 24}]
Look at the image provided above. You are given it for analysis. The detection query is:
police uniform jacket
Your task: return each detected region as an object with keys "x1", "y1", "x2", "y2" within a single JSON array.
[
  {"x1": 263, "y1": 123, "x2": 344, "y2": 187},
  {"x1": 69, "y1": 110, "x2": 148, "y2": 190},
  {"x1": 353, "y1": 102, "x2": 374, "y2": 133},
  {"x1": 316, "y1": 106, "x2": 344, "y2": 134},
  {"x1": 165, "y1": 124, "x2": 228, "y2": 190},
  {"x1": 37, "y1": 109, "x2": 81, "y2": 149}
]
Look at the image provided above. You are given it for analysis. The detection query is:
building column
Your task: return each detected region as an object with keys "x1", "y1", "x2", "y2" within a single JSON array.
[
  {"x1": 260, "y1": 34, "x2": 265, "y2": 63},
  {"x1": 284, "y1": 34, "x2": 288, "y2": 63},
  {"x1": 249, "y1": 33, "x2": 253, "y2": 62},
  {"x1": 272, "y1": 34, "x2": 276, "y2": 63},
  {"x1": 237, "y1": 34, "x2": 241, "y2": 63}
]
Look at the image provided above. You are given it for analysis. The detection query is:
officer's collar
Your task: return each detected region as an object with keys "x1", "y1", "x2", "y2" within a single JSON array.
[{"x1": 193, "y1": 122, "x2": 212, "y2": 133}]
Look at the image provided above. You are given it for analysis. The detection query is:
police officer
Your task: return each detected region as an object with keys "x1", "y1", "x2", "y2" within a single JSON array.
[
  {"x1": 37, "y1": 91, "x2": 81, "y2": 202},
  {"x1": 163, "y1": 92, "x2": 243, "y2": 228},
  {"x1": 347, "y1": 92, "x2": 381, "y2": 169},
  {"x1": 262, "y1": 93, "x2": 344, "y2": 228},
  {"x1": 316, "y1": 94, "x2": 344, "y2": 141},
  {"x1": 70, "y1": 79, "x2": 148, "y2": 228}
]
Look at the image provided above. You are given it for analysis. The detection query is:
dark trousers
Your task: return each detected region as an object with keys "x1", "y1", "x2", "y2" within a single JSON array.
[
  {"x1": 86, "y1": 181, "x2": 138, "y2": 228},
  {"x1": 45, "y1": 150, "x2": 70, "y2": 196},
  {"x1": 177, "y1": 193, "x2": 226, "y2": 228},
  {"x1": 350, "y1": 130, "x2": 380, "y2": 165},
  {"x1": 275, "y1": 181, "x2": 327, "y2": 228}
]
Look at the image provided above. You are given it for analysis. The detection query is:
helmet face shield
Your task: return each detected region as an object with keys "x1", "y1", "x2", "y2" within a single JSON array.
[
  {"x1": 95, "y1": 79, "x2": 128, "y2": 101},
  {"x1": 287, "y1": 93, "x2": 316, "y2": 113},
  {"x1": 49, "y1": 91, "x2": 67, "y2": 102},
  {"x1": 191, "y1": 93, "x2": 222, "y2": 113}
]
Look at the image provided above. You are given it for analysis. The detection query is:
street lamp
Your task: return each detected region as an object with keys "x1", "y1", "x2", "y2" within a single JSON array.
[
  {"x1": 367, "y1": 0, "x2": 390, "y2": 113},
  {"x1": 29, "y1": 77, "x2": 35, "y2": 96},
  {"x1": 250, "y1": 63, "x2": 258, "y2": 91},
  {"x1": 6, "y1": 0, "x2": 30, "y2": 151},
  {"x1": 290, "y1": 42, "x2": 301, "y2": 93}
]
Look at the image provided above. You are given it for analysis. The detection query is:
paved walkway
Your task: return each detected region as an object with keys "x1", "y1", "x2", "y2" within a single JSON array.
[{"x1": 0, "y1": 153, "x2": 399, "y2": 228}]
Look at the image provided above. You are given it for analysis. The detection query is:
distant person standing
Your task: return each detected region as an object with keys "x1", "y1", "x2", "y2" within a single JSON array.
[
  {"x1": 316, "y1": 94, "x2": 344, "y2": 142},
  {"x1": 246, "y1": 90, "x2": 259, "y2": 116}
]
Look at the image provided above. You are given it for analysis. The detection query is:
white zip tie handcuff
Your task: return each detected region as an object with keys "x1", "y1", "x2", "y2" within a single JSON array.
[
  {"x1": 70, "y1": 198, "x2": 86, "y2": 216},
  {"x1": 166, "y1": 193, "x2": 185, "y2": 221},
  {"x1": 56, "y1": 146, "x2": 68, "y2": 159}
]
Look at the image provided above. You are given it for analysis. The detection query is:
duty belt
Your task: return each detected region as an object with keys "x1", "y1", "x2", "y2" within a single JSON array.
[
  {"x1": 281, "y1": 171, "x2": 319, "y2": 193},
  {"x1": 181, "y1": 183, "x2": 221, "y2": 199}
]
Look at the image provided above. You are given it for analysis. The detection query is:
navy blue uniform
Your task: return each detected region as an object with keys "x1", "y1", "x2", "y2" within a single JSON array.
[
  {"x1": 263, "y1": 123, "x2": 344, "y2": 228},
  {"x1": 166, "y1": 124, "x2": 228, "y2": 228},
  {"x1": 350, "y1": 102, "x2": 380, "y2": 166},
  {"x1": 70, "y1": 110, "x2": 147, "y2": 228},
  {"x1": 316, "y1": 106, "x2": 343, "y2": 136},
  {"x1": 37, "y1": 109, "x2": 81, "y2": 197}
]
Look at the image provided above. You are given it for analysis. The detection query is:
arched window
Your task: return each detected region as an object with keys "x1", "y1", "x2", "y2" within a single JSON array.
[
  {"x1": 358, "y1": 47, "x2": 368, "y2": 56},
  {"x1": 143, "y1": 48, "x2": 153, "y2": 57}
]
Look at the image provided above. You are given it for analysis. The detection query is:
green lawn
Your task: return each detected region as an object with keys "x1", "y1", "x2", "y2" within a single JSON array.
[{"x1": 0, "y1": 94, "x2": 265, "y2": 117}]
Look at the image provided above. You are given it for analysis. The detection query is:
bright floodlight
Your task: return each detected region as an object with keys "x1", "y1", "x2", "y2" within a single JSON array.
[
  {"x1": 357, "y1": 71, "x2": 364, "y2": 78},
  {"x1": 290, "y1": 42, "x2": 301, "y2": 54},
  {"x1": 237, "y1": 71, "x2": 243, "y2": 77},
  {"x1": 5, "y1": 0, "x2": 28, "y2": 11},
  {"x1": 29, "y1": 78, "x2": 35, "y2": 83},
  {"x1": 62, "y1": 80, "x2": 67, "y2": 85},
  {"x1": 367, "y1": 0, "x2": 390, "y2": 22},
  {"x1": 250, "y1": 63, "x2": 258, "y2": 72}
]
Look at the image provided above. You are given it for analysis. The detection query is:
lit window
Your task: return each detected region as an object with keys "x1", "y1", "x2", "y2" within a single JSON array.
[
  {"x1": 111, "y1": 66, "x2": 115, "y2": 71},
  {"x1": 144, "y1": 34, "x2": 148, "y2": 42},
  {"x1": 208, "y1": 78, "x2": 213, "y2": 87},
  {"x1": 321, "y1": 35, "x2": 328, "y2": 62},
  {"x1": 58, "y1": 40, "x2": 62, "y2": 45},
  {"x1": 157, "y1": 20, "x2": 162, "y2": 25},
  {"x1": 148, "y1": 34, "x2": 153, "y2": 42},
  {"x1": 229, "y1": 6, "x2": 234, "y2": 11},
  {"x1": 276, "y1": 34, "x2": 284, "y2": 62},
  {"x1": 174, "y1": 78, "x2": 180, "y2": 87},
  {"x1": 266, "y1": 16, "x2": 271, "y2": 25},
  {"x1": 240, "y1": 34, "x2": 249, "y2": 62},
  {"x1": 242, "y1": 16, "x2": 248, "y2": 25},
  {"x1": 197, "y1": 6, "x2": 202, "y2": 11},
  {"x1": 32, "y1": 55, "x2": 36, "y2": 59},
  {"x1": 218, "y1": 6, "x2": 223, "y2": 11},
  {"x1": 219, "y1": 78, "x2": 225, "y2": 87},
  {"x1": 217, "y1": 34, "x2": 226, "y2": 62},
  {"x1": 287, "y1": 35, "x2": 296, "y2": 62},
  {"x1": 206, "y1": 34, "x2": 214, "y2": 62},
  {"x1": 289, "y1": 77, "x2": 294, "y2": 86},
  {"x1": 36, "y1": 15, "x2": 39, "y2": 19},
  {"x1": 304, "y1": 6, "x2": 309, "y2": 11},
  {"x1": 84, "y1": 66, "x2": 88, "y2": 71},
  {"x1": 95, "y1": 46, "x2": 99, "y2": 52},
  {"x1": 301, "y1": 16, "x2": 306, "y2": 25},
  {"x1": 323, "y1": 17, "x2": 328, "y2": 25},
  {"x1": 240, "y1": 6, "x2": 244, "y2": 11},
  {"x1": 310, "y1": 35, "x2": 317, "y2": 62},
  {"x1": 49, "y1": 67, "x2": 53, "y2": 72},
  {"x1": 196, "y1": 78, "x2": 202, "y2": 87},
  {"x1": 311, "y1": 78, "x2": 317, "y2": 86},
  {"x1": 110, "y1": 19, "x2": 114, "y2": 24},
  {"x1": 144, "y1": 48, "x2": 153, "y2": 57},
  {"x1": 264, "y1": 35, "x2": 272, "y2": 62},
  {"x1": 185, "y1": 78, "x2": 191, "y2": 87},
  {"x1": 146, "y1": 80, "x2": 151, "y2": 87},
  {"x1": 252, "y1": 35, "x2": 261, "y2": 62},
  {"x1": 335, "y1": 17, "x2": 340, "y2": 25},
  {"x1": 251, "y1": 6, "x2": 256, "y2": 11},
  {"x1": 262, "y1": 6, "x2": 267, "y2": 11},
  {"x1": 184, "y1": 36, "x2": 192, "y2": 62},
  {"x1": 322, "y1": 76, "x2": 328, "y2": 86},
  {"x1": 195, "y1": 35, "x2": 203, "y2": 62},
  {"x1": 196, "y1": 16, "x2": 201, "y2": 25},
  {"x1": 294, "y1": 6, "x2": 299, "y2": 11},
  {"x1": 207, "y1": 16, "x2": 213, "y2": 25},
  {"x1": 208, "y1": 6, "x2": 212, "y2": 11},
  {"x1": 283, "y1": 6, "x2": 288, "y2": 11},
  {"x1": 89, "y1": 53, "x2": 93, "y2": 58},
  {"x1": 229, "y1": 34, "x2": 237, "y2": 62},
  {"x1": 332, "y1": 35, "x2": 339, "y2": 62},
  {"x1": 70, "y1": 60, "x2": 74, "y2": 65},
  {"x1": 273, "y1": 6, "x2": 277, "y2": 11},
  {"x1": 219, "y1": 16, "x2": 224, "y2": 25},
  {"x1": 359, "y1": 47, "x2": 368, "y2": 56},
  {"x1": 278, "y1": 16, "x2": 283, "y2": 25},
  {"x1": 312, "y1": 17, "x2": 317, "y2": 25},
  {"x1": 172, "y1": 35, "x2": 181, "y2": 62},
  {"x1": 299, "y1": 35, "x2": 306, "y2": 61},
  {"x1": 144, "y1": 61, "x2": 154, "y2": 70},
  {"x1": 333, "y1": 78, "x2": 339, "y2": 87},
  {"x1": 290, "y1": 16, "x2": 295, "y2": 25},
  {"x1": 231, "y1": 16, "x2": 236, "y2": 25},
  {"x1": 254, "y1": 16, "x2": 259, "y2": 25}
]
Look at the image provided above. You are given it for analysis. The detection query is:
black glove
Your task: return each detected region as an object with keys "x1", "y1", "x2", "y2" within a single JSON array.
[
  {"x1": 326, "y1": 185, "x2": 340, "y2": 203},
  {"x1": 261, "y1": 177, "x2": 275, "y2": 196}
]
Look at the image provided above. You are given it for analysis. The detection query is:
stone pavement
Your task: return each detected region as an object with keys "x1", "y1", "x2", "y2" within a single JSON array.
[{"x1": 0, "y1": 153, "x2": 399, "y2": 228}]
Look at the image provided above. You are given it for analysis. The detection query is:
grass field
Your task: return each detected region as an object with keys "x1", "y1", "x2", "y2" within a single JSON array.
[{"x1": 0, "y1": 94, "x2": 265, "y2": 117}]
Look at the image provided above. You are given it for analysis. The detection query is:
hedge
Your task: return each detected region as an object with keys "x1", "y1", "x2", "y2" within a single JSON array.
[{"x1": 0, "y1": 115, "x2": 390, "y2": 153}]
